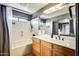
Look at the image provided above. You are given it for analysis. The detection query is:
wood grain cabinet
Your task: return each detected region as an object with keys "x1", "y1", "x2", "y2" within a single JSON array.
[
  {"x1": 52, "y1": 44, "x2": 75, "y2": 56},
  {"x1": 41, "y1": 40, "x2": 52, "y2": 56},
  {"x1": 32, "y1": 37, "x2": 75, "y2": 56},
  {"x1": 32, "y1": 37, "x2": 41, "y2": 56}
]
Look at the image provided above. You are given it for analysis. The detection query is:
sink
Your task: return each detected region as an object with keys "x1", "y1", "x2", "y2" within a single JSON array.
[{"x1": 39, "y1": 34, "x2": 50, "y2": 38}]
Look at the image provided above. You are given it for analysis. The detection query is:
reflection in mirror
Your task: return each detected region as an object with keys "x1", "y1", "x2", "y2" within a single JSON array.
[
  {"x1": 53, "y1": 21, "x2": 58, "y2": 35},
  {"x1": 57, "y1": 18, "x2": 70, "y2": 35},
  {"x1": 69, "y1": 6, "x2": 74, "y2": 35},
  {"x1": 58, "y1": 22, "x2": 69, "y2": 35},
  {"x1": 69, "y1": 6, "x2": 76, "y2": 35}
]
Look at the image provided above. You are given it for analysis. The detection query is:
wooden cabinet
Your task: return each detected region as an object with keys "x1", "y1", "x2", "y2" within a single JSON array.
[
  {"x1": 41, "y1": 40, "x2": 52, "y2": 56},
  {"x1": 52, "y1": 44, "x2": 75, "y2": 56},
  {"x1": 32, "y1": 37, "x2": 75, "y2": 56},
  {"x1": 32, "y1": 37, "x2": 41, "y2": 56}
]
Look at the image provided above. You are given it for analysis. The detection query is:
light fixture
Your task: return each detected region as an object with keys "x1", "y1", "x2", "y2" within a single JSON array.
[{"x1": 43, "y1": 3, "x2": 68, "y2": 14}]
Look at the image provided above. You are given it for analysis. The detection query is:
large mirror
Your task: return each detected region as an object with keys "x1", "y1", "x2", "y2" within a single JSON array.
[{"x1": 52, "y1": 5, "x2": 75, "y2": 36}]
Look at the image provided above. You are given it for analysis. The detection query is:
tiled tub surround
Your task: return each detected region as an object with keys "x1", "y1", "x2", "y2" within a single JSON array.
[
  {"x1": 11, "y1": 21, "x2": 32, "y2": 56},
  {"x1": 34, "y1": 34, "x2": 75, "y2": 50}
]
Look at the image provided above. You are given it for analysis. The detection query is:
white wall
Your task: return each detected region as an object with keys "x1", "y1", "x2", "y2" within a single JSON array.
[
  {"x1": 45, "y1": 20, "x2": 52, "y2": 35},
  {"x1": 31, "y1": 17, "x2": 39, "y2": 35}
]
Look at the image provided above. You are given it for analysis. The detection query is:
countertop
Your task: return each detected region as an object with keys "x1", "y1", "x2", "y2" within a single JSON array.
[{"x1": 33, "y1": 34, "x2": 76, "y2": 50}]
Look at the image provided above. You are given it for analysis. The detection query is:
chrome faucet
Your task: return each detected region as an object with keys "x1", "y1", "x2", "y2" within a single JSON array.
[{"x1": 58, "y1": 35, "x2": 60, "y2": 40}]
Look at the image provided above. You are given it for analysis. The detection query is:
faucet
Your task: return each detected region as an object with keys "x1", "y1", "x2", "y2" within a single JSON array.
[
  {"x1": 58, "y1": 35, "x2": 60, "y2": 40},
  {"x1": 58, "y1": 29, "x2": 61, "y2": 40}
]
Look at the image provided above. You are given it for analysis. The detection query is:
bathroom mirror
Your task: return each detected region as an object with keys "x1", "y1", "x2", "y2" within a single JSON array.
[{"x1": 52, "y1": 5, "x2": 76, "y2": 36}]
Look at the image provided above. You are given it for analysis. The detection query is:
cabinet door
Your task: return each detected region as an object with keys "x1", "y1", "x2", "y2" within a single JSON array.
[
  {"x1": 32, "y1": 37, "x2": 41, "y2": 56},
  {"x1": 41, "y1": 45, "x2": 52, "y2": 56},
  {"x1": 41, "y1": 40, "x2": 52, "y2": 56},
  {"x1": 32, "y1": 45, "x2": 41, "y2": 56},
  {"x1": 32, "y1": 37, "x2": 41, "y2": 44},
  {"x1": 52, "y1": 44, "x2": 75, "y2": 56}
]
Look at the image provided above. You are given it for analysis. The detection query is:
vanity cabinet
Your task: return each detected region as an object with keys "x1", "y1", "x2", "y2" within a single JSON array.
[
  {"x1": 32, "y1": 37, "x2": 41, "y2": 56},
  {"x1": 41, "y1": 40, "x2": 52, "y2": 56},
  {"x1": 32, "y1": 37, "x2": 75, "y2": 56},
  {"x1": 52, "y1": 44, "x2": 75, "y2": 56}
]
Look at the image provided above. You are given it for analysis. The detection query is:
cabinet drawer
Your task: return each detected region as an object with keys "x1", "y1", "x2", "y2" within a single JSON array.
[
  {"x1": 41, "y1": 40, "x2": 52, "y2": 48},
  {"x1": 32, "y1": 42, "x2": 40, "y2": 48},
  {"x1": 32, "y1": 37, "x2": 41, "y2": 44}
]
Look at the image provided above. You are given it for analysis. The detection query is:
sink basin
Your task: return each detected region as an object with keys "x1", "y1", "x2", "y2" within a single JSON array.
[{"x1": 40, "y1": 34, "x2": 51, "y2": 38}]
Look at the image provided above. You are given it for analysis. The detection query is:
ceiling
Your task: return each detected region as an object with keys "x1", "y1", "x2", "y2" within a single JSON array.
[
  {"x1": 1, "y1": 3, "x2": 75, "y2": 19},
  {"x1": 2, "y1": 3, "x2": 48, "y2": 14},
  {"x1": 40, "y1": 3, "x2": 75, "y2": 19}
]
